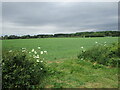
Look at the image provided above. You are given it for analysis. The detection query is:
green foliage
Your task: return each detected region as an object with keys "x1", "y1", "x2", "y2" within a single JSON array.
[
  {"x1": 1, "y1": 31, "x2": 120, "y2": 39},
  {"x1": 2, "y1": 37, "x2": 119, "y2": 88},
  {"x1": 2, "y1": 50, "x2": 47, "y2": 88},
  {"x1": 42, "y1": 59, "x2": 118, "y2": 88},
  {"x1": 78, "y1": 42, "x2": 119, "y2": 67}
]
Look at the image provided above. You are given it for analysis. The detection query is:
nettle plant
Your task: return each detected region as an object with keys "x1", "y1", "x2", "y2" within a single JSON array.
[{"x1": 2, "y1": 47, "x2": 48, "y2": 88}]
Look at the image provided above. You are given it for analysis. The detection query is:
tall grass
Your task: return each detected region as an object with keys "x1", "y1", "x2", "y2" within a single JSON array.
[{"x1": 78, "y1": 42, "x2": 119, "y2": 67}]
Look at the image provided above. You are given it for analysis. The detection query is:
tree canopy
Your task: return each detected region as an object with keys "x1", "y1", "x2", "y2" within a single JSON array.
[{"x1": 1, "y1": 31, "x2": 119, "y2": 40}]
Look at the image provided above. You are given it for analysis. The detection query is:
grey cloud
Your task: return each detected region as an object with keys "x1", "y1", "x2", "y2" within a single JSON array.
[{"x1": 2, "y1": 2, "x2": 118, "y2": 35}]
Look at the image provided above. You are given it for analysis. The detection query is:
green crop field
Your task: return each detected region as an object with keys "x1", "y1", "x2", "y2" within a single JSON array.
[
  {"x1": 2, "y1": 37, "x2": 118, "y2": 61},
  {"x1": 2, "y1": 37, "x2": 119, "y2": 88}
]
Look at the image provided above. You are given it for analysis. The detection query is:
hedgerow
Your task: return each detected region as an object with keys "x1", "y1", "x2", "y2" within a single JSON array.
[
  {"x1": 2, "y1": 49, "x2": 47, "y2": 88},
  {"x1": 78, "y1": 42, "x2": 119, "y2": 67}
]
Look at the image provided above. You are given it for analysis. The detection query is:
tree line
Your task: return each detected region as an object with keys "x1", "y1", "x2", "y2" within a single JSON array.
[{"x1": 1, "y1": 31, "x2": 119, "y2": 39}]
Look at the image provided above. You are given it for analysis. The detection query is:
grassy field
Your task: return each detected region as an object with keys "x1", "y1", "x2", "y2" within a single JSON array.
[
  {"x1": 2, "y1": 37, "x2": 119, "y2": 88},
  {"x1": 2, "y1": 37, "x2": 118, "y2": 61}
]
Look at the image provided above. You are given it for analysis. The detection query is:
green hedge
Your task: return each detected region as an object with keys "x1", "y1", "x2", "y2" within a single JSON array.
[
  {"x1": 78, "y1": 43, "x2": 120, "y2": 67},
  {"x1": 2, "y1": 49, "x2": 47, "y2": 88}
]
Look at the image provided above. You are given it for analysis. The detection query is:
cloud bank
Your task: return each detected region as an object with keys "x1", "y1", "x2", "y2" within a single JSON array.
[{"x1": 2, "y1": 2, "x2": 118, "y2": 35}]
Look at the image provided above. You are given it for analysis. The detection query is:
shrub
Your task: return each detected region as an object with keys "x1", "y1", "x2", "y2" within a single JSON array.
[
  {"x1": 2, "y1": 49, "x2": 47, "y2": 88},
  {"x1": 78, "y1": 42, "x2": 120, "y2": 67}
]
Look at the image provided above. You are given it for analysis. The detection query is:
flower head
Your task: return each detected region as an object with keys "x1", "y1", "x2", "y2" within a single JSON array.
[
  {"x1": 81, "y1": 46, "x2": 84, "y2": 49},
  {"x1": 44, "y1": 51, "x2": 47, "y2": 54},
  {"x1": 40, "y1": 61, "x2": 43, "y2": 63},
  {"x1": 36, "y1": 55, "x2": 39, "y2": 58},
  {"x1": 34, "y1": 51, "x2": 37, "y2": 54},
  {"x1": 32, "y1": 49, "x2": 35, "y2": 52},
  {"x1": 81, "y1": 58, "x2": 83, "y2": 60},
  {"x1": 22, "y1": 48, "x2": 26, "y2": 50},
  {"x1": 95, "y1": 42, "x2": 98, "y2": 44},
  {"x1": 36, "y1": 59, "x2": 40, "y2": 62},
  {"x1": 41, "y1": 51, "x2": 44, "y2": 54},
  {"x1": 82, "y1": 50, "x2": 86, "y2": 52},
  {"x1": 33, "y1": 55, "x2": 36, "y2": 58},
  {"x1": 22, "y1": 50, "x2": 26, "y2": 52},
  {"x1": 40, "y1": 68, "x2": 43, "y2": 70},
  {"x1": 38, "y1": 47, "x2": 41, "y2": 49},
  {"x1": 9, "y1": 50, "x2": 12, "y2": 52}
]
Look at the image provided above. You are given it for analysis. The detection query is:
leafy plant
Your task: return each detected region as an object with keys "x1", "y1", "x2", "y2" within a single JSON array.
[
  {"x1": 78, "y1": 42, "x2": 119, "y2": 67},
  {"x1": 2, "y1": 49, "x2": 47, "y2": 88}
]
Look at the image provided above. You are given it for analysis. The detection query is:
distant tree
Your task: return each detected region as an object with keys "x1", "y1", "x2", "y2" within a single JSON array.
[
  {"x1": 8, "y1": 35, "x2": 19, "y2": 39},
  {"x1": 21, "y1": 35, "x2": 30, "y2": 39},
  {"x1": 2, "y1": 31, "x2": 120, "y2": 39},
  {"x1": 3, "y1": 35, "x2": 9, "y2": 39}
]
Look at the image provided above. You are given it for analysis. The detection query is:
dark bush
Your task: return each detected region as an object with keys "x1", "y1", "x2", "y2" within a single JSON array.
[
  {"x1": 78, "y1": 42, "x2": 120, "y2": 67},
  {"x1": 2, "y1": 50, "x2": 47, "y2": 88}
]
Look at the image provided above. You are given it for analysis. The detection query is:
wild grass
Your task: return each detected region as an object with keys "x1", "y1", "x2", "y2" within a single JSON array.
[
  {"x1": 42, "y1": 59, "x2": 118, "y2": 88},
  {"x1": 2, "y1": 37, "x2": 119, "y2": 88}
]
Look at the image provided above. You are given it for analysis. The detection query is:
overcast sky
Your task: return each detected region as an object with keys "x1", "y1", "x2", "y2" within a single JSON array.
[{"x1": 2, "y1": 2, "x2": 118, "y2": 36}]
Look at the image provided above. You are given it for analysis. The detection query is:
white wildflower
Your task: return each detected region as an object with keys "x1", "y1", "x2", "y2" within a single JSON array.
[
  {"x1": 36, "y1": 55, "x2": 39, "y2": 58},
  {"x1": 31, "y1": 49, "x2": 35, "y2": 52},
  {"x1": 40, "y1": 61, "x2": 43, "y2": 63},
  {"x1": 22, "y1": 48, "x2": 26, "y2": 50},
  {"x1": 33, "y1": 55, "x2": 36, "y2": 58},
  {"x1": 44, "y1": 51, "x2": 47, "y2": 54},
  {"x1": 41, "y1": 51, "x2": 44, "y2": 54},
  {"x1": 34, "y1": 51, "x2": 37, "y2": 54},
  {"x1": 36, "y1": 59, "x2": 40, "y2": 62},
  {"x1": 104, "y1": 42, "x2": 106, "y2": 43},
  {"x1": 9, "y1": 50, "x2": 12, "y2": 52},
  {"x1": 82, "y1": 50, "x2": 86, "y2": 52},
  {"x1": 81, "y1": 46, "x2": 84, "y2": 49},
  {"x1": 38, "y1": 47, "x2": 41, "y2": 49},
  {"x1": 95, "y1": 41, "x2": 98, "y2": 44},
  {"x1": 22, "y1": 50, "x2": 26, "y2": 52},
  {"x1": 40, "y1": 68, "x2": 43, "y2": 70},
  {"x1": 81, "y1": 58, "x2": 83, "y2": 60}
]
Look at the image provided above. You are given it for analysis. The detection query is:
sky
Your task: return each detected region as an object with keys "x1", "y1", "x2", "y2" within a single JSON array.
[{"x1": 2, "y1": 2, "x2": 118, "y2": 36}]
